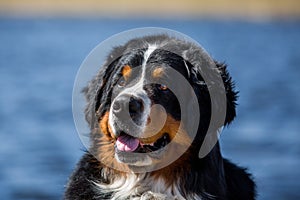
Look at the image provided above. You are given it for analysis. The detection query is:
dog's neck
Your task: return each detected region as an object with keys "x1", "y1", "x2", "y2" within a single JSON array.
[{"x1": 93, "y1": 144, "x2": 225, "y2": 199}]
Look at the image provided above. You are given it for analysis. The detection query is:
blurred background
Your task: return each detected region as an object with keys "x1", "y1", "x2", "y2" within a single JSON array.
[{"x1": 0, "y1": 0, "x2": 299, "y2": 199}]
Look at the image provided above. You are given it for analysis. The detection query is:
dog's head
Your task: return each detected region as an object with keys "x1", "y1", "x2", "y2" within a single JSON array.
[{"x1": 83, "y1": 35, "x2": 238, "y2": 172}]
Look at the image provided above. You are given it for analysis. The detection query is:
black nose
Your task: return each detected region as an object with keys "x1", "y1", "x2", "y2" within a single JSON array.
[
  {"x1": 129, "y1": 96, "x2": 144, "y2": 115},
  {"x1": 112, "y1": 95, "x2": 144, "y2": 115}
]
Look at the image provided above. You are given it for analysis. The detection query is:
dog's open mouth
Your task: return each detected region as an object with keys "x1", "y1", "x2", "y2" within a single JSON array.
[{"x1": 115, "y1": 132, "x2": 170, "y2": 153}]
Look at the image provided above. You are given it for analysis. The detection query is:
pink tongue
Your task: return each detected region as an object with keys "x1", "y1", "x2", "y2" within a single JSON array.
[{"x1": 116, "y1": 134, "x2": 139, "y2": 152}]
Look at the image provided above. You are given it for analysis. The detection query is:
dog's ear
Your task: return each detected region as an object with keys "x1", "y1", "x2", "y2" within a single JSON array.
[
  {"x1": 188, "y1": 60, "x2": 238, "y2": 127},
  {"x1": 82, "y1": 63, "x2": 115, "y2": 129},
  {"x1": 83, "y1": 46, "x2": 125, "y2": 129},
  {"x1": 214, "y1": 61, "x2": 238, "y2": 125}
]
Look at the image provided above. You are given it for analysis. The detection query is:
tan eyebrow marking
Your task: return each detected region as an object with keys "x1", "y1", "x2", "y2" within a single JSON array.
[
  {"x1": 121, "y1": 65, "x2": 132, "y2": 80},
  {"x1": 152, "y1": 67, "x2": 164, "y2": 78}
]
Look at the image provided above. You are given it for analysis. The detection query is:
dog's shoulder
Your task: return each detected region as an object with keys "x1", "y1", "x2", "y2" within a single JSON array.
[
  {"x1": 223, "y1": 158, "x2": 256, "y2": 200},
  {"x1": 64, "y1": 153, "x2": 110, "y2": 200}
]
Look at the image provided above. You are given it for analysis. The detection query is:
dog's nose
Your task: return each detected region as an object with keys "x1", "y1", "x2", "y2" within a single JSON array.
[
  {"x1": 112, "y1": 95, "x2": 145, "y2": 127},
  {"x1": 113, "y1": 95, "x2": 144, "y2": 115},
  {"x1": 129, "y1": 96, "x2": 144, "y2": 115}
]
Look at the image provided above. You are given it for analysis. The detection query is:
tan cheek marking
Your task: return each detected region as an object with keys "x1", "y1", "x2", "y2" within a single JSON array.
[
  {"x1": 99, "y1": 111, "x2": 115, "y2": 139},
  {"x1": 122, "y1": 65, "x2": 132, "y2": 80},
  {"x1": 140, "y1": 114, "x2": 191, "y2": 148},
  {"x1": 152, "y1": 67, "x2": 164, "y2": 78},
  {"x1": 96, "y1": 113, "x2": 130, "y2": 172}
]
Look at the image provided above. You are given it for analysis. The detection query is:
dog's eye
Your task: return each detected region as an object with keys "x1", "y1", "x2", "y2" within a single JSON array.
[
  {"x1": 118, "y1": 79, "x2": 126, "y2": 87},
  {"x1": 158, "y1": 84, "x2": 168, "y2": 91}
]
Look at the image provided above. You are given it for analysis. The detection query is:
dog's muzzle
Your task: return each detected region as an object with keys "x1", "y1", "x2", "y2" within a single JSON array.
[
  {"x1": 113, "y1": 94, "x2": 144, "y2": 125},
  {"x1": 113, "y1": 94, "x2": 145, "y2": 126},
  {"x1": 110, "y1": 92, "x2": 150, "y2": 139}
]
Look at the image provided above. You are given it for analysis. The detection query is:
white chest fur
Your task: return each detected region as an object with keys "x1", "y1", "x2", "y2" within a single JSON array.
[{"x1": 93, "y1": 173, "x2": 202, "y2": 200}]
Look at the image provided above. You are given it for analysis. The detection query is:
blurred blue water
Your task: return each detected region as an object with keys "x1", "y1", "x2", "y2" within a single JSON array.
[{"x1": 0, "y1": 18, "x2": 299, "y2": 200}]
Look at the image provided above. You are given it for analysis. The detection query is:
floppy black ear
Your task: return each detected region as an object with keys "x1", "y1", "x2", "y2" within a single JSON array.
[
  {"x1": 214, "y1": 61, "x2": 238, "y2": 125},
  {"x1": 83, "y1": 46, "x2": 125, "y2": 129},
  {"x1": 188, "y1": 60, "x2": 238, "y2": 127},
  {"x1": 82, "y1": 64, "x2": 115, "y2": 129}
]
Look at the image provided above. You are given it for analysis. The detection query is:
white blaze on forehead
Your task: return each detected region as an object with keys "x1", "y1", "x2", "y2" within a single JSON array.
[
  {"x1": 143, "y1": 45, "x2": 157, "y2": 65},
  {"x1": 141, "y1": 44, "x2": 157, "y2": 79},
  {"x1": 123, "y1": 44, "x2": 157, "y2": 104},
  {"x1": 109, "y1": 45, "x2": 157, "y2": 137},
  {"x1": 123, "y1": 44, "x2": 157, "y2": 91}
]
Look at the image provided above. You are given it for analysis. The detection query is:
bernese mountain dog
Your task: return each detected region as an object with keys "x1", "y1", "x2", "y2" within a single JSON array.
[{"x1": 65, "y1": 34, "x2": 256, "y2": 200}]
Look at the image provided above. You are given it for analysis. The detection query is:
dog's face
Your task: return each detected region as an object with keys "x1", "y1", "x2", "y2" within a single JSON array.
[{"x1": 84, "y1": 35, "x2": 237, "y2": 172}]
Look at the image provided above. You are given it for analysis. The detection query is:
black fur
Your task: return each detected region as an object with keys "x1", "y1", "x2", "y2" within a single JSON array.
[{"x1": 65, "y1": 35, "x2": 256, "y2": 200}]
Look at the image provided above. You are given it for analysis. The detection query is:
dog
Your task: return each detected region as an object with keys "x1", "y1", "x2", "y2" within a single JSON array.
[{"x1": 64, "y1": 34, "x2": 256, "y2": 200}]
